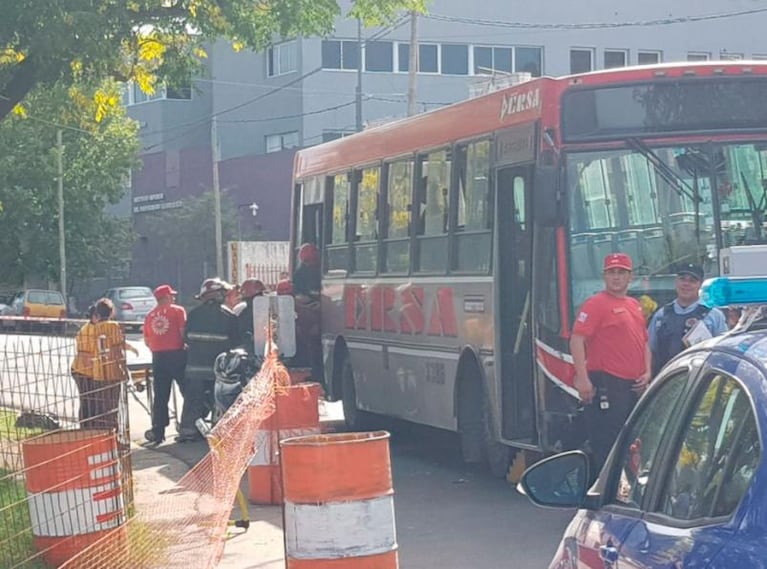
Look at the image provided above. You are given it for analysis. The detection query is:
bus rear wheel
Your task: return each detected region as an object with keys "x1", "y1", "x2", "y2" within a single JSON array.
[{"x1": 340, "y1": 356, "x2": 371, "y2": 431}]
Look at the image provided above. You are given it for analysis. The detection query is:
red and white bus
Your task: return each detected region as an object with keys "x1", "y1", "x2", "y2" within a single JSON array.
[{"x1": 290, "y1": 61, "x2": 767, "y2": 475}]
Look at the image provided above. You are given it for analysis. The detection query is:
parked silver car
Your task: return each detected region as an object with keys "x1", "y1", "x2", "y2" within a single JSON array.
[{"x1": 102, "y1": 286, "x2": 157, "y2": 329}]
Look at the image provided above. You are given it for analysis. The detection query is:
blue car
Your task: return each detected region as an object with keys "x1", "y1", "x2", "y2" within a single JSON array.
[{"x1": 519, "y1": 278, "x2": 767, "y2": 569}]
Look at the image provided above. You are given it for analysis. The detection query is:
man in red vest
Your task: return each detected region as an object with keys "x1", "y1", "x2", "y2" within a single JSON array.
[{"x1": 143, "y1": 284, "x2": 187, "y2": 447}]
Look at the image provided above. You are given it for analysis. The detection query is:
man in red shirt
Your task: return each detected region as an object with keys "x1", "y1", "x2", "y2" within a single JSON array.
[
  {"x1": 570, "y1": 253, "x2": 651, "y2": 476},
  {"x1": 143, "y1": 284, "x2": 187, "y2": 447}
]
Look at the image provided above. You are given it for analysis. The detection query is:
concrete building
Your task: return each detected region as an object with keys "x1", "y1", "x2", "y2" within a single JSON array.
[{"x1": 125, "y1": 0, "x2": 767, "y2": 295}]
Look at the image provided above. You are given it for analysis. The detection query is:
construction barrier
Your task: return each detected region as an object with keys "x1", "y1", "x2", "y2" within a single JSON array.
[
  {"x1": 280, "y1": 431, "x2": 398, "y2": 568},
  {"x1": 247, "y1": 382, "x2": 321, "y2": 504},
  {"x1": 22, "y1": 429, "x2": 126, "y2": 567}
]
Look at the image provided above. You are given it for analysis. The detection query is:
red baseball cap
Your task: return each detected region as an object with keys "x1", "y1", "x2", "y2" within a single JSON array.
[
  {"x1": 603, "y1": 253, "x2": 633, "y2": 271},
  {"x1": 154, "y1": 284, "x2": 178, "y2": 299}
]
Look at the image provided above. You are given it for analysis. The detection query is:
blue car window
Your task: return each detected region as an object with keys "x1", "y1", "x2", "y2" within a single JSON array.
[
  {"x1": 608, "y1": 372, "x2": 688, "y2": 509},
  {"x1": 658, "y1": 374, "x2": 760, "y2": 521}
]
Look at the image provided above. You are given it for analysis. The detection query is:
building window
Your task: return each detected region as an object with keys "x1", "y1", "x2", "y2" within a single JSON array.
[
  {"x1": 752, "y1": 54, "x2": 767, "y2": 60},
  {"x1": 397, "y1": 43, "x2": 410, "y2": 72},
  {"x1": 268, "y1": 41, "x2": 298, "y2": 76},
  {"x1": 604, "y1": 49, "x2": 628, "y2": 69},
  {"x1": 265, "y1": 131, "x2": 299, "y2": 153},
  {"x1": 322, "y1": 130, "x2": 355, "y2": 143},
  {"x1": 687, "y1": 52, "x2": 710, "y2": 61},
  {"x1": 515, "y1": 46, "x2": 543, "y2": 76},
  {"x1": 365, "y1": 41, "x2": 393, "y2": 72},
  {"x1": 720, "y1": 51, "x2": 744, "y2": 60},
  {"x1": 637, "y1": 51, "x2": 662, "y2": 65},
  {"x1": 570, "y1": 49, "x2": 594, "y2": 74},
  {"x1": 474, "y1": 46, "x2": 512, "y2": 74},
  {"x1": 419, "y1": 44, "x2": 439, "y2": 73},
  {"x1": 442, "y1": 44, "x2": 469, "y2": 75},
  {"x1": 321, "y1": 40, "x2": 359, "y2": 70}
]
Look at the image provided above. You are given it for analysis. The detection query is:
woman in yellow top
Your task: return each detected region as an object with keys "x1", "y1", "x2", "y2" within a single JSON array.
[{"x1": 71, "y1": 298, "x2": 138, "y2": 430}]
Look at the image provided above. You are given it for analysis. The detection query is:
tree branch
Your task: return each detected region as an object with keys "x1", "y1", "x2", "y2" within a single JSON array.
[{"x1": 0, "y1": 57, "x2": 39, "y2": 121}]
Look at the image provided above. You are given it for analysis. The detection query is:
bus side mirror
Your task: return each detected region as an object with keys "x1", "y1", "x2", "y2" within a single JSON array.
[{"x1": 534, "y1": 165, "x2": 560, "y2": 225}]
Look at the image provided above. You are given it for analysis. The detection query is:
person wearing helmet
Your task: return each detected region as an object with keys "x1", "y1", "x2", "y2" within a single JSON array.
[
  {"x1": 237, "y1": 278, "x2": 266, "y2": 355},
  {"x1": 293, "y1": 242, "x2": 320, "y2": 298},
  {"x1": 177, "y1": 277, "x2": 240, "y2": 442}
]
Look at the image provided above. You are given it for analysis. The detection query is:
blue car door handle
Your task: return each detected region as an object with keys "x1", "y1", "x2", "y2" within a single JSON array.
[{"x1": 599, "y1": 544, "x2": 620, "y2": 563}]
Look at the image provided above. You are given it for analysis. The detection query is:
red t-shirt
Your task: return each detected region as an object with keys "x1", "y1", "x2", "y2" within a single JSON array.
[
  {"x1": 143, "y1": 304, "x2": 186, "y2": 352},
  {"x1": 572, "y1": 291, "x2": 648, "y2": 380}
]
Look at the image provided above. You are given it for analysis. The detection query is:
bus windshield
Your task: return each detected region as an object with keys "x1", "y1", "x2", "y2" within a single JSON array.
[{"x1": 566, "y1": 141, "x2": 767, "y2": 309}]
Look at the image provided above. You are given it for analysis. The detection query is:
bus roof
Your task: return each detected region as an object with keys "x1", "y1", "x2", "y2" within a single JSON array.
[{"x1": 294, "y1": 61, "x2": 767, "y2": 181}]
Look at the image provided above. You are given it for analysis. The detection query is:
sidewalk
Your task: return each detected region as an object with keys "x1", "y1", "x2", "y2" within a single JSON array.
[{"x1": 127, "y1": 382, "x2": 343, "y2": 569}]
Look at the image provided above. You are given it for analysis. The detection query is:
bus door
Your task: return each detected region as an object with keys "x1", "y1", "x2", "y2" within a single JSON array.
[
  {"x1": 494, "y1": 125, "x2": 536, "y2": 443},
  {"x1": 294, "y1": 179, "x2": 324, "y2": 255}
]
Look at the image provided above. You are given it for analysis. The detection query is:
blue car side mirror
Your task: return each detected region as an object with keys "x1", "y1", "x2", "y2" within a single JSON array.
[{"x1": 517, "y1": 450, "x2": 590, "y2": 509}]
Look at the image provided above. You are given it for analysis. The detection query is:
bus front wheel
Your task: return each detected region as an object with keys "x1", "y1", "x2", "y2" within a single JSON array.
[{"x1": 457, "y1": 366, "x2": 511, "y2": 478}]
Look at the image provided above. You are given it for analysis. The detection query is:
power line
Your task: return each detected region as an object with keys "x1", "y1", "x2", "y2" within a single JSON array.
[
  {"x1": 218, "y1": 100, "x2": 358, "y2": 123},
  {"x1": 424, "y1": 7, "x2": 767, "y2": 30}
]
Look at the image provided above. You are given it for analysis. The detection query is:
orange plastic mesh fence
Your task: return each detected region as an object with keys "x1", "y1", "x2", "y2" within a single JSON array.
[
  {"x1": 0, "y1": 319, "x2": 290, "y2": 569},
  {"x1": 58, "y1": 349, "x2": 289, "y2": 569},
  {"x1": 0, "y1": 322, "x2": 135, "y2": 569}
]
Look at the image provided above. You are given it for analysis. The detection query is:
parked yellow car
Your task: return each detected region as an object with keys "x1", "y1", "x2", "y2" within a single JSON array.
[{"x1": 1, "y1": 289, "x2": 67, "y2": 333}]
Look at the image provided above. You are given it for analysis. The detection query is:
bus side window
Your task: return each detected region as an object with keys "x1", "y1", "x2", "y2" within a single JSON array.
[
  {"x1": 325, "y1": 173, "x2": 351, "y2": 272},
  {"x1": 382, "y1": 159, "x2": 413, "y2": 274},
  {"x1": 453, "y1": 139, "x2": 492, "y2": 273},
  {"x1": 415, "y1": 149, "x2": 451, "y2": 273},
  {"x1": 353, "y1": 166, "x2": 380, "y2": 273}
]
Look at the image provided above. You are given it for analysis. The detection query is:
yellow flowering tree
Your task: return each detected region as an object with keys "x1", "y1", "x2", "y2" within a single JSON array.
[{"x1": 0, "y1": 0, "x2": 428, "y2": 122}]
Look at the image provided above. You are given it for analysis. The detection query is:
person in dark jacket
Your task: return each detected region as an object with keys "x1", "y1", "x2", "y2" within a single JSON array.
[
  {"x1": 176, "y1": 278, "x2": 240, "y2": 442},
  {"x1": 292, "y1": 243, "x2": 320, "y2": 298}
]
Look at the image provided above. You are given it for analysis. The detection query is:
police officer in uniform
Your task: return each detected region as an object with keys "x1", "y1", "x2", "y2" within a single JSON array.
[
  {"x1": 649, "y1": 263, "x2": 728, "y2": 375},
  {"x1": 176, "y1": 278, "x2": 240, "y2": 442}
]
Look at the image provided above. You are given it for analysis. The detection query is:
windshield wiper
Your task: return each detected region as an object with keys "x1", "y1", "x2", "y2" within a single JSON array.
[
  {"x1": 626, "y1": 138, "x2": 701, "y2": 204},
  {"x1": 739, "y1": 171, "x2": 764, "y2": 241}
]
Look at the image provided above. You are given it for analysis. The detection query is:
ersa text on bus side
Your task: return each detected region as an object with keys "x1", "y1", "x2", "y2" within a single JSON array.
[{"x1": 344, "y1": 285, "x2": 459, "y2": 337}]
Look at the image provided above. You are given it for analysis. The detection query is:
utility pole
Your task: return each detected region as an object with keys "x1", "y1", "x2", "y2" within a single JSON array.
[
  {"x1": 211, "y1": 116, "x2": 224, "y2": 277},
  {"x1": 57, "y1": 129, "x2": 67, "y2": 302},
  {"x1": 355, "y1": 18, "x2": 364, "y2": 132},
  {"x1": 407, "y1": 10, "x2": 419, "y2": 116}
]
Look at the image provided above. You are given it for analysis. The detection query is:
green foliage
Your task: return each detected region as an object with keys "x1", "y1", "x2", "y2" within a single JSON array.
[
  {"x1": 0, "y1": 467, "x2": 43, "y2": 568},
  {"x1": 0, "y1": 0, "x2": 428, "y2": 121},
  {"x1": 0, "y1": 81, "x2": 139, "y2": 288}
]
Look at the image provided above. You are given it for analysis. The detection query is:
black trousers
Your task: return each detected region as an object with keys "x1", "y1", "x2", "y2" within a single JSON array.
[
  {"x1": 72, "y1": 372, "x2": 121, "y2": 432},
  {"x1": 179, "y1": 376, "x2": 214, "y2": 437},
  {"x1": 151, "y1": 349, "x2": 186, "y2": 433},
  {"x1": 583, "y1": 371, "x2": 639, "y2": 479}
]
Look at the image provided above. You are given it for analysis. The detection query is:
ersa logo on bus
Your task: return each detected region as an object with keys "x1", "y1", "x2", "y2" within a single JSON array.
[
  {"x1": 344, "y1": 285, "x2": 458, "y2": 337},
  {"x1": 499, "y1": 87, "x2": 541, "y2": 121}
]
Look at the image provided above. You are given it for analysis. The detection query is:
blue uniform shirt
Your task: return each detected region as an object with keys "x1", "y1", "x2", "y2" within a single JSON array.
[{"x1": 648, "y1": 299, "x2": 729, "y2": 352}]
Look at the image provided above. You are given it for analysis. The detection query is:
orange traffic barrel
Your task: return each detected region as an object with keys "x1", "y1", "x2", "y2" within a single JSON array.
[
  {"x1": 280, "y1": 431, "x2": 398, "y2": 568},
  {"x1": 247, "y1": 382, "x2": 321, "y2": 504},
  {"x1": 288, "y1": 367, "x2": 312, "y2": 385},
  {"x1": 22, "y1": 430, "x2": 126, "y2": 567}
]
